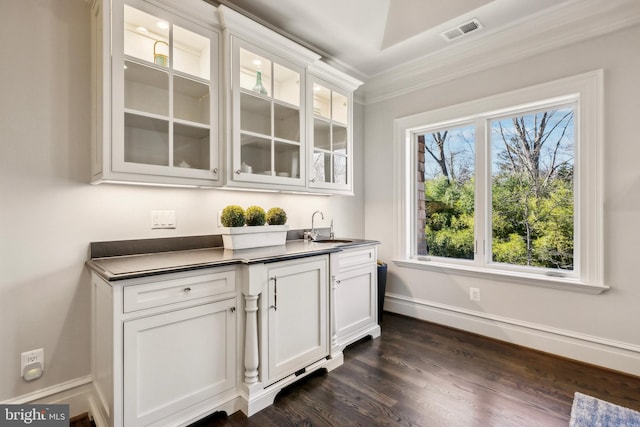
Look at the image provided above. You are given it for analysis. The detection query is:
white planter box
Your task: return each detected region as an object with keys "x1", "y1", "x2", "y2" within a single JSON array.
[{"x1": 220, "y1": 225, "x2": 289, "y2": 250}]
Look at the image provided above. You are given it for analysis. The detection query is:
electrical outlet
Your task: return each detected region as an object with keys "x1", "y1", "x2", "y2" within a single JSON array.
[
  {"x1": 21, "y1": 348, "x2": 44, "y2": 381},
  {"x1": 469, "y1": 288, "x2": 480, "y2": 302}
]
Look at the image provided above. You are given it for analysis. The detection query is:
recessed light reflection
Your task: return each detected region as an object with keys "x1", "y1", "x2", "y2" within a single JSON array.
[{"x1": 157, "y1": 21, "x2": 169, "y2": 30}]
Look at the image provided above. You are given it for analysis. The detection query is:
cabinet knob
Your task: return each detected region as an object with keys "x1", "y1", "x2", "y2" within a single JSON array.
[
  {"x1": 335, "y1": 280, "x2": 341, "y2": 285},
  {"x1": 310, "y1": 177, "x2": 316, "y2": 183},
  {"x1": 235, "y1": 170, "x2": 241, "y2": 175},
  {"x1": 230, "y1": 306, "x2": 236, "y2": 313},
  {"x1": 212, "y1": 168, "x2": 218, "y2": 174},
  {"x1": 183, "y1": 287, "x2": 191, "y2": 293}
]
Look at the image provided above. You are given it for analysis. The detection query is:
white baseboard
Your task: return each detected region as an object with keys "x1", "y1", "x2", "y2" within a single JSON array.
[
  {"x1": 1, "y1": 376, "x2": 93, "y2": 418},
  {"x1": 384, "y1": 293, "x2": 640, "y2": 377},
  {"x1": 88, "y1": 393, "x2": 109, "y2": 427}
]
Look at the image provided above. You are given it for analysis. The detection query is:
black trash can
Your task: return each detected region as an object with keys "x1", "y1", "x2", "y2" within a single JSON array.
[{"x1": 377, "y1": 261, "x2": 387, "y2": 323}]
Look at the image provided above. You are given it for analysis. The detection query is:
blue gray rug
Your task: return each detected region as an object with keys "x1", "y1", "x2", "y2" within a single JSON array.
[{"x1": 570, "y1": 392, "x2": 640, "y2": 426}]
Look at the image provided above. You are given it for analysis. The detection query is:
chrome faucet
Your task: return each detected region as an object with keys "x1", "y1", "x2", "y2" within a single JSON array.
[{"x1": 308, "y1": 210, "x2": 324, "y2": 240}]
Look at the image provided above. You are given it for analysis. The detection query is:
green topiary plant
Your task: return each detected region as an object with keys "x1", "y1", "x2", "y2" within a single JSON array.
[
  {"x1": 245, "y1": 205, "x2": 266, "y2": 226},
  {"x1": 220, "y1": 205, "x2": 245, "y2": 227},
  {"x1": 266, "y1": 207, "x2": 287, "y2": 225}
]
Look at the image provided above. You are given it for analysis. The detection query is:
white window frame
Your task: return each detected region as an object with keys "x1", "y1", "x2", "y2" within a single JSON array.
[{"x1": 393, "y1": 71, "x2": 607, "y2": 294}]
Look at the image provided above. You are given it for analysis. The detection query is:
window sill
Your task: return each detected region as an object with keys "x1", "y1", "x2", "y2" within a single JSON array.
[{"x1": 392, "y1": 259, "x2": 609, "y2": 295}]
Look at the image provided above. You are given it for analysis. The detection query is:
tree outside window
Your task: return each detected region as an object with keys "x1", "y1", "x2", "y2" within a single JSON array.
[
  {"x1": 490, "y1": 107, "x2": 574, "y2": 270},
  {"x1": 398, "y1": 72, "x2": 603, "y2": 290},
  {"x1": 418, "y1": 105, "x2": 575, "y2": 273}
]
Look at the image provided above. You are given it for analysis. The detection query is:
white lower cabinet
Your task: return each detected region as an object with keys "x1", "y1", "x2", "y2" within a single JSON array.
[
  {"x1": 266, "y1": 258, "x2": 329, "y2": 384},
  {"x1": 331, "y1": 246, "x2": 381, "y2": 354},
  {"x1": 90, "y1": 267, "x2": 239, "y2": 427},
  {"x1": 239, "y1": 255, "x2": 340, "y2": 416},
  {"x1": 123, "y1": 299, "x2": 236, "y2": 426},
  {"x1": 90, "y1": 247, "x2": 381, "y2": 424}
]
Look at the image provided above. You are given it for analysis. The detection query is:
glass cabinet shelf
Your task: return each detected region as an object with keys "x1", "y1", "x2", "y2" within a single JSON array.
[
  {"x1": 124, "y1": 5, "x2": 210, "y2": 80},
  {"x1": 124, "y1": 114, "x2": 169, "y2": 166},
  {"x1": 240, "y1": 93, "x2": 271, "y2": 135},
  {"x1": 124, "y1": 59, "x2": 169, "y2": 116},
  {"x1": 173, "y1": 122, "x2": 210, "y2": 170},
  {"x1": 174, "y1": 75, "x2": 210, "y2": 124}
]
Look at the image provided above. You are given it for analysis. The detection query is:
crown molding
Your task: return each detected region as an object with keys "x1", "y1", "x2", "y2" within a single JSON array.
[
  {"x1": 309, "y1": 60, "x2": 363, "y2": 91},
  {"x1": 361, "y1": 0, "x2": 640, "y2": 104},
  {"x1": 148, "y1": 0, "x2": 221, "y2": 29},
  {"x1": 218, "y1": 5, "x2": 320, "y2": 65}
]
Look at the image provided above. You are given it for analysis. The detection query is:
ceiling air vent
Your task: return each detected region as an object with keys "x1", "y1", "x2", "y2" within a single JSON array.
[{"x1": 441, "y1": 18, "x2": 483, "y2": 42}]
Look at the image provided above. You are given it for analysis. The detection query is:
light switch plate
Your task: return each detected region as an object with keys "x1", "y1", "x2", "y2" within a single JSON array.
[{"x1": 151, "y1": 210, "x2": 176, "y2": 229}]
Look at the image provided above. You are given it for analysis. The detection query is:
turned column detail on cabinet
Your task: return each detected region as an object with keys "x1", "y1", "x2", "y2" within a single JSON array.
[{"x1": 91, "y1": 0, "x2": 222, "y2": 187}]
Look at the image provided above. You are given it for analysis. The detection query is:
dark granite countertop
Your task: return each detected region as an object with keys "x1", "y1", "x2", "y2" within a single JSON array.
[{"x1": 87, "y1": 233, "x2": 378, "y2": 282}]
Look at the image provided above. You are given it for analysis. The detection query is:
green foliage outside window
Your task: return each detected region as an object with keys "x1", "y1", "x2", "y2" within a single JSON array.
[
  {"x1": 424, "y1": 177, "x2": 474, "y2": 260},
  {"x1": 422, "y1": 107, "x2": 574, "y2": 271}
]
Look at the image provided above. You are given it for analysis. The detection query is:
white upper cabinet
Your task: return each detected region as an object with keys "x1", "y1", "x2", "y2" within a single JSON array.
[
  {"x1": 91, "y1": 1, "x2": 362, "y2": 193},
  {"x1": 232, "y1": 42, "x2": 306, "y2": 187},
  {"x1": 91, "y1": 0, "x2": 222, "y2": 187},
  {"x1": 219, "y1": 5, "x2": 320, "y2": 190},
  {"x1": 307, "y1": 62, "x2": 361, "y2": 194}
]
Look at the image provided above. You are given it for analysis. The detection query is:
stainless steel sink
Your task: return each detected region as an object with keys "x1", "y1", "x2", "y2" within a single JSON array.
[{"x1": 312, "y1": 239, "x2": 353, "y2": 244}]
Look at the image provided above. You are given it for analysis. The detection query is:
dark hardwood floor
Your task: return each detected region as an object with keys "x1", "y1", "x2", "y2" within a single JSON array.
[{"x1": 191, "y1": 313, "x2": 640, "y2": 427}]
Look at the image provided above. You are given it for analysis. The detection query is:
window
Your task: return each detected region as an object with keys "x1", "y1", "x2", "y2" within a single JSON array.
[{"x1": 394, "y1": 71, "x2": 606, "y2": 293}]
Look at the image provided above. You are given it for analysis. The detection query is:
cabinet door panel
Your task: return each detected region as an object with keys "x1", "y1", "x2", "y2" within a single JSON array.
[
  {"x1": 103, "y1": 1, "x2": 221, "y2": 185},
  {"x1": 335, "y1": 264, "x2": 376, "y2": 338},
  {"x1": 231, "y1": 40, "x2": 305, "y2": 187},
  {"x1": 308, "y1": 77, "x2": 355, "y2": 193},
  {"x1": 267, "y1": 258, "x2": 328, "y2": 383},
  {"x1": 123, "y1": 299, "x2": 236, "y2": 426}
]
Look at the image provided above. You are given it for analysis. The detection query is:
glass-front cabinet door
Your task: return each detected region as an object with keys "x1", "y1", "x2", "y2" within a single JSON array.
[
  {"x1": 230, "y1": 39, "x2": 305, "y2": 187},
  {"x1": 308, "y1": 79, "x2": 352, "y2": 192},
  {"x1": 109, "y1": 1, "x2": 220, "y2": 185}
]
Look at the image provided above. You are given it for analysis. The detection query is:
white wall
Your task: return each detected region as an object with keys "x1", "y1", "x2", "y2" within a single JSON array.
[
  {"x1": 364, "y1": 24, "x2": 640, "y2": 375},
  {"x1": 0, "y1": 0, "x2": 364, "y2": 402}
]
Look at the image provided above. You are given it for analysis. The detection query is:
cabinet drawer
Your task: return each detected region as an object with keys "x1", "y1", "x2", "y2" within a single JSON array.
[
  {"x1": 337, "y1": 247, "x2": 376, "y2": 273},
  {"x1": 123, "y1": 270, "x2": 235, "y2": 313}
]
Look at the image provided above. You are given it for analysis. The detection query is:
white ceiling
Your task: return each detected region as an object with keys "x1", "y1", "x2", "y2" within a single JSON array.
[{"x1": 214, "y1": 0, "x2": 573, "y2": 79}]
